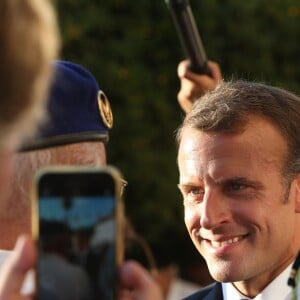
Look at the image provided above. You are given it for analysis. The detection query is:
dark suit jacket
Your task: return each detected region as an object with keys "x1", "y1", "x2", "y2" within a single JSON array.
[{"x1": 182, "y1": 282, "x2": 223, "y2": 300}]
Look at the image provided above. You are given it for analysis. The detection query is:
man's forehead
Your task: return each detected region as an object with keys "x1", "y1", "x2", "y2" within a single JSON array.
[
  {"x1": 53, "y1": 142, "x2": 107, "y2": 166},
  {"x1": 178, "y1": 119, "x2": 288, "y2": 175}
]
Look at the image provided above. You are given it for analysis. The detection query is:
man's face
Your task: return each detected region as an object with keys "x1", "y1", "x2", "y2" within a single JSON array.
[
  {"x1": 48, "y1": 142, "x2": 107, "y2": 166},
  {"x1": 0, "y1": 141, "x2": 107, "y2": 250},
  {"x1": 178, "y1": 115, "x2": 300, "y2": 293}
]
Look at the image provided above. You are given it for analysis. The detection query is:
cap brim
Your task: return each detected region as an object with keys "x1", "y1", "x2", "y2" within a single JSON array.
[{"x1": 19, "y1": 132, "x2": 109, "y2": 152}]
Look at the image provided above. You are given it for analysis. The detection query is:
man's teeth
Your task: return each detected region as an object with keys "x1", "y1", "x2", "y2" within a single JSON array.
[{"x1": 210, "y1": 237, "x2": 241, "y2": 247}]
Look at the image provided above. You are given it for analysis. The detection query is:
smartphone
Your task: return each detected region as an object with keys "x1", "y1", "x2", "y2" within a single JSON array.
[{"x1": 32, "y1": 166, "x2": 124, "y2": 300}]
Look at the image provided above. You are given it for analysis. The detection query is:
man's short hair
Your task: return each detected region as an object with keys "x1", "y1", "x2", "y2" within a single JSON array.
[{"x1": 177, "y1": 80, "x2": 300, "y2": 176}]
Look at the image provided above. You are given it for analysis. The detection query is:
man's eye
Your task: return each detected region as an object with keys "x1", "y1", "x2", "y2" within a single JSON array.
[
  {"x1": 182, "y1": 187, "x2": 204, "y2": 205},
  {"x1": 189, "y1": 187, "x2": 202, "y2": 195},
  {"x1": 228, "y1": 182, "x2": 246, "y2": 191}
]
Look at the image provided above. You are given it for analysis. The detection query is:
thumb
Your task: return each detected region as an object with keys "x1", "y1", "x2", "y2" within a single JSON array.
[
  {"x1": 120, "y1": 260, "x2": 163, "y2": 300},
  {"x1": 0, "y1": 235, "x2": 36, "y2": 300}
]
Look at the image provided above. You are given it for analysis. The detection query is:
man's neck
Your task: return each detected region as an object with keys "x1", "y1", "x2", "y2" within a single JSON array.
[{"x1": 223, "y1": 263, "x2": 293, "y2": 299}]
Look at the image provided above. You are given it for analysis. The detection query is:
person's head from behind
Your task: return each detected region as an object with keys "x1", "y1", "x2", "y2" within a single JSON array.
[
  {"x1": 1, "y1": 61, "x2": 113, "y2": 249},
  {"x1": 177, "y1": 80, "x2": 300, "y2": 295},
  {"x1": 0, "y1": 0, "x2": 59, "y2": 147},
  {"x1": 0, "y1": 0, "x2": 59, "y2": 207}
]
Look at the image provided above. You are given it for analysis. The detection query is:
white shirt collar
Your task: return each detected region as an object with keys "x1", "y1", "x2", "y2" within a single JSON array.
[{"x1": 222, "y1": 263, "x2": 293, "y2": 300}]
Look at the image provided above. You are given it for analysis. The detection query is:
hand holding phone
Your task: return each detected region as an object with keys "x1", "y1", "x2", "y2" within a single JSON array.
[{"x1": 32, "y1": 166, "x2": 124, "y2": 300}]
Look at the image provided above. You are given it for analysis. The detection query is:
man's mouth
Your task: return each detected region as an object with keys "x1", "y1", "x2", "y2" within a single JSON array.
[
  {"x1": 210, "y1": 236, "x2": 244, "y2": 248},
  {"x1": 193, "y1": 229, "x2": 248, "y2": 251}
]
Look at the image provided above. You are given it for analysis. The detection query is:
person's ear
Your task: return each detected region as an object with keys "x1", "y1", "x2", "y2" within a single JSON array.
[{"x1": 294, "y1": 173, "x2": 300, "y2": 213}]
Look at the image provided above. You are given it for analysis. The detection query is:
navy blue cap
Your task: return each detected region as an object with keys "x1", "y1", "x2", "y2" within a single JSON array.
[{"x1": 19, "y1": 60, "x2": 113, "y2": 151}]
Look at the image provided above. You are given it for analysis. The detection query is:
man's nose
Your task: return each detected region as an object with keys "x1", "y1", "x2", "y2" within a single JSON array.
[{"x1": 199, "y1": 189, "x2": 231, "y2": 229}]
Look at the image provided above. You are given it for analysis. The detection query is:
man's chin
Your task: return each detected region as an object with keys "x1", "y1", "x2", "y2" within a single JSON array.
[{"x1": 207, "y1": 260, "x2": 245, "y2": 283}]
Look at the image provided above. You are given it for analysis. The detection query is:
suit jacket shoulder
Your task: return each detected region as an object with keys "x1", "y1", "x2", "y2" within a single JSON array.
[{"x1": 182, "y1": 282, "x2": 223, "y2": 300}]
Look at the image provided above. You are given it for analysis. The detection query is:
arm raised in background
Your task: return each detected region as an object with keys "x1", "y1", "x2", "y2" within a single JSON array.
[{"x1": 177, "y1": 59, "x2": 222, "y2": 113}]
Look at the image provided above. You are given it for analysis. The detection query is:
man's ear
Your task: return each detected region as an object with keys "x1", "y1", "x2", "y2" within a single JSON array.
[{"x1": 294, "y1": 173, "x2": 300, "y2": 213}]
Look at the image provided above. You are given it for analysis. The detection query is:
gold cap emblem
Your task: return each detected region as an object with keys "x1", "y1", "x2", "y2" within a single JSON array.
[{"x1": 97, "y1": 90, "x2": 113, "y2": 129}]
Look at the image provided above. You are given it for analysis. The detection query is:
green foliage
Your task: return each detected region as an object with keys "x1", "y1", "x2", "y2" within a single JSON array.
[{"x1": 54, "y1": 0, "x2": 300, "y2": 269}]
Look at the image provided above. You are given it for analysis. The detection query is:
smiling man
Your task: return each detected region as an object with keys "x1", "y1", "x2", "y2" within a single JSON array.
[{"x1": 176, "y1": 81, "x2": 300, "y2": 299}]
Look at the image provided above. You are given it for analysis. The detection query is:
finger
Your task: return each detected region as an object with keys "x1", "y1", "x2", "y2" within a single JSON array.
[
  {"x1": 177, "y1": 59, "x2": 222, "y2": 114},
  {"x1": 179, "y1": 60, "x2": 221, "y2": 85},
  {"x1": 178, "y1": 78, "x2": 208, "y2": 113},
  {"x1": 0, "y1": 235, "x2": 36, "y2": 300},
  {"x1": 207, "y1": 61, "x2": 222, "y2": 83},
  {"x1": 120, "y1": 261, "x2": 153, "y2": 289},
  {"x1": 179, "y1": 67, "x2": 218, "y2": 96},
  {"x1": 118, "y1": 289, "x2": 134, "y2": 300},
  {"x1": 177, "y1": 60, "x2": 190, "y2": 79},
  {"x1": 179, "y1": 78, "x2": 204, "y2": 99},
  {"x1": 119, "y1": 260, "x2": 163, "y2": 300},
  {"x1": 178, "y1": 84, "x2": 198, "y2": 113}
]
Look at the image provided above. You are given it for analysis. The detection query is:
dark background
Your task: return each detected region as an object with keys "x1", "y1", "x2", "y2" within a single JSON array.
[{"x1": 54, "y1": 0, "x2": 299, "y2": 284}]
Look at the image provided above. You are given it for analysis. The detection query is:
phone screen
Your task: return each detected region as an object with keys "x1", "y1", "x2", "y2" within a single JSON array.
[{"x1": 35, "y1": 168, "x2": 121, "y2": 300}]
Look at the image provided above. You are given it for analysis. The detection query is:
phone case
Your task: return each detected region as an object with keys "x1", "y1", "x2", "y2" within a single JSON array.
[{"x1": 31, "y1": 165, "x2": 125, "y2": 299}]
